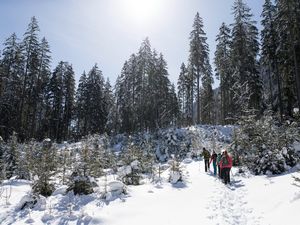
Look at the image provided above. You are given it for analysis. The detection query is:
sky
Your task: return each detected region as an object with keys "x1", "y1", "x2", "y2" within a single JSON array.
[{"x1": 0, "y1": 0, "x2": 264, "y2": 88}]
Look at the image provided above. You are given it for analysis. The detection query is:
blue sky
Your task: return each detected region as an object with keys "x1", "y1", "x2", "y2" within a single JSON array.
[{"x1": 0, "y1": 0, "x2": 264, "y2": 88}]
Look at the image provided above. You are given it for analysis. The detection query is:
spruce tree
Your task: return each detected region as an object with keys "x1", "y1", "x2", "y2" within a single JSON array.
[
  {"x1": 275, "y1": 0, "x2": 300, "y2": 117},
  {"x1": 31, "y1": 139, "x2": 57, "y2": 197},
  {"x1": 47, "y1": 61, "x2": 75, "y2": 142},
  {"x1": 231, "y1": 0, "x2": 262, "y2": 117},
  {"x1": 188, "y1": 12, "x2": 211, "y2": 124},
  {"x1": 19, "y1": 16, "x2": 41, "y2": 140},
  {"x1": 214, "y1": 23, "x2": 233, "y2": 124},
  {"x1": 0, "y1": 33, "x2": 24, "y2": 140}
]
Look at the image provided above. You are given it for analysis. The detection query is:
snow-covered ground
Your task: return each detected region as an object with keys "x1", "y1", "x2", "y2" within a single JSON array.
[{"x1": 1, "y1": 160, "x2": 299, "y2": 225}]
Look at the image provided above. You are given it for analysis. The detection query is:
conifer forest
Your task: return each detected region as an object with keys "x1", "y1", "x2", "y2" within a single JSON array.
[{"x1": 0, "y1": 1, "x2": 300, "y2": 224}]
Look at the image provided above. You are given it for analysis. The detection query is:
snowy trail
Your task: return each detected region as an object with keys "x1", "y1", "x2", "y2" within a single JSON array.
[
  {"x1": 207, "y1": 174, "x2": 260, "y2": 225},
  {"x1": 95, "y1": 161, "x2": 260, "y2": 225},
  {"x1": 1, "y1": 160, "x2": 299, "y2": 225}
]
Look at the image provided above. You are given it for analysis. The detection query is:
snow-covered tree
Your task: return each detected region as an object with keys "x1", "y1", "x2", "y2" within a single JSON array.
[
  {"x1": 214, "y1": 23, "x2": 234, "y2": 124},
  {"x1": 0, "y1": 33, "x2": 23, "y2": 140},
  {"x1": 115, "y1": 39, "x2": 178, "y2": 133},
  {"x1": 230, "y1": 0, "x2": 262, "y2": 117},
  {"x1": 31, "y1": 139, "x2": 57, "y2": 197},
  {"x1": 232, "y1": 114, "x2": 299, "y2": 174}
]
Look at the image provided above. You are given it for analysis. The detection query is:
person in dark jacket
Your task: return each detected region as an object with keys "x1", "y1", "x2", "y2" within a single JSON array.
[
  {"x1": 209, "y1": 150, "x2": 218, "y2": 175},
  {"x1": 216, "y1": 153, "x2": 222, "y2": 178},
  {"x1": 220, "y1": 150, "x2": 233, "y2": 184},
  {"x1": 201, "y1": 147, "x2": 211, "y2": 172}
]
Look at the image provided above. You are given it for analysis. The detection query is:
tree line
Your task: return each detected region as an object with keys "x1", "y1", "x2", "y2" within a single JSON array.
[
  {"x1": 178, "y1": 0, "x2": 300, "y2": 125},
  {"x1": 0, "y1": 0, "x2": 300, "y2": 142}
]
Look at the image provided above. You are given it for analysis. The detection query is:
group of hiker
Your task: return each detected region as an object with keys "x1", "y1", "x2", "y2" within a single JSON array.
[{"x1": 201, "y1": 147, "x2": 233, "y2": 184}]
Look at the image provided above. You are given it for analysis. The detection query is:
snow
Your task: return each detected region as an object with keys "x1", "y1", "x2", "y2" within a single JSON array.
[{"x1": 1, "y1": 161, "x2": 299, "y2": 225}]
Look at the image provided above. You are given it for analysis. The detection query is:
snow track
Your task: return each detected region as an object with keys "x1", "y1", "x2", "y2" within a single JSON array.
[
  {"x1": 207, "y1": 176, "x2": 261, "y2": 225},
  {"x1": 99, "y1": 160, "x2": 262, "y2": 225},
  {"x1": 1, "y1": 160, "x2": 299, "y2": 225}
]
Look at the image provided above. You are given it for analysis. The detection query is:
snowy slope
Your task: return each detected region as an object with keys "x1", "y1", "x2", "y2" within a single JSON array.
[{"x1": 1, "y1": 160, "x2": 299, "y2": 225}]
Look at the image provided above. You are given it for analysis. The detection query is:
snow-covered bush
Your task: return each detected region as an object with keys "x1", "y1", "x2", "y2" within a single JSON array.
[
  {"x1": 31, "y1": 139, "x2": 57, "y2": 197},
  {"x1": 101, "y1": 180, "x2": 127, "y2": 201},
  {"x1": 156, "y1": 128, "x2": 193, "y2": 161},
  {"x1": 168, "y1": 156, "x2": 184, "y2": 184},
  {"x1": 117, "y1": 140, "x2": 156, "y2": 185},
  {"x1": 17, "y1": 193, "x2": 38, "y2": 210},
  {"x1": 232, "y1": 115, "x2": 300, "y2": 175},
  {"x1": 118, "y1": 159, "x2": 143, "y2": 185},
  {"x1": 67, "y1": 174, "x2": 94, "y2": 195}
]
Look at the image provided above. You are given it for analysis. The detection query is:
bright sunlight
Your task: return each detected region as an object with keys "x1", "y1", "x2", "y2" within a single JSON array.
[{"x1": 119, "y1": 0, "x2": 166, "y2": 26}]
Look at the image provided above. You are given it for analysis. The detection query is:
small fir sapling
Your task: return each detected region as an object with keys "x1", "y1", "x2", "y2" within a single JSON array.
[{"x1": 168, "y1": 155, "x2": 184, "y2": 184}]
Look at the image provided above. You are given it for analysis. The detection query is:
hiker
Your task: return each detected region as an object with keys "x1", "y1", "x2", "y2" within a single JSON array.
[
  {"x1": 201, "y1": 147, "x2": 211, "y2": 172},
  {"x1": 219, "y1": 150, "x2": 233, "y2": 184},
  {"x1": 209, "y1": 150, "x2": 218, "y2": 175},
  {"x1": 216, "y1": 152, "x2": 222, "y2": 178}
]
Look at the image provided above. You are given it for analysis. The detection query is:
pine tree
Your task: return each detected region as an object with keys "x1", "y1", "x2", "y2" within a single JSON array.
[
  {"x1": 214, "y1": 23, "x2": 233, "y2": 124},
  {"x1": 231, "y1": 0, "x2": 262, "y2": 117},
  {"x1": 19, "y1": 16, "x2": 41, "y2": 141},
  {"x1": 115, "y1": 39, "x2": 178, "y2": 133},
  {"x1": 189, "y1": 12, "x2": 211, "y2": 124},
  {"x1": 47, "y1": 61, "x2": 75, "y2": 142},
  {"x1": 0, "y1": 33, "x2": 24, "y2": 140},
  {"x1": 275, "y1": 0, "x2": 300, "y2": 117},
  {"x1": 34, "y1": 37, "x2": 52, "y2": 140},
  {"x1": 75, "y1": 71, "x2": 88, "y2": 139},
  {"x1": 2, "y1": 132, "x2": 19, "y2": 178},
  {"x1": 31, "y1": 139, "x2": 57, "y2": 197},
  {"x1": 85, "y1": 64, "x2": 106, "y2": 134},
  {"x1": 103, "y1": 78, "x2": 114, "y2": 134},
  {"x1": 261, "y1": 0, "x2": 279, "y2": 113},
  {"x1": 177, "y1": 63, "x2": 188, "y2": 125}
]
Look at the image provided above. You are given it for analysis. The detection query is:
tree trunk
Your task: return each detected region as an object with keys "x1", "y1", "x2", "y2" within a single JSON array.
[
  {"x1": 293, "y1": 43, "x2": 300, "y2": 112},
  {"x1": 197, "y1": 73, "x2": 200, "y2": 124}
]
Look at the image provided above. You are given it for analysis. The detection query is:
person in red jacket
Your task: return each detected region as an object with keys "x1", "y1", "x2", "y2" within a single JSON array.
[{"x1": 219, "y1": 150, "x2": 232, "y2": 184}]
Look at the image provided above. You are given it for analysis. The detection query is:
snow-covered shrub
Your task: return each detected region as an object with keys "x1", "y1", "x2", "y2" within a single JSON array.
[
  {"x1": 233, "y1": 115, "x2": 300, "y2": 175},
  {"x1": 157, "y1": 128, "x2": 193, "y2": 161},
  {"x1": 118, "y1": 140, "x2": 156, "y2": 185},
  {"x1": 168, "y1": 156, "x2": 184, "y2": 184},
  {"x1": 17, "y1": 193, "x2": 38, "y2": 210},
  {"x1": 67, "y1": 173, "x2": 94, "y2": 195},
  {"x1": 31, "y1": 139, "x2": 57, "y2": 197},
  {"x1": 118, "y1": 159, "x2": 143, "y2": 185},
  {"x1": 67, "y1": 135, "x2": 113, "y2": 195},
  {"x1": 101, "y1": 180, "x2": 127, "y2": 201},
  {"x1": 2, "y1": 132, "x2": 19, "y2": 179}
]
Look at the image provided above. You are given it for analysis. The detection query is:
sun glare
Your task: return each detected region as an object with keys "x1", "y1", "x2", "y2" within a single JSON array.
[{"x1": 119, "y1": 0, "x2": 165, "y2": 26}]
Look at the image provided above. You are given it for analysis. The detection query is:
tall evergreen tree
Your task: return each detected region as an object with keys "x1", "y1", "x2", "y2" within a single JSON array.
[
  {"x1": 47, "y1": 61, "x2": 75, "y2": 142},
  {"x1": 75, "y1": 64, "x2": 108, "y2": 137},
  {"x1": 189, "y1": 12, "x2": 211, "y2": 124},
  {"x1": 115, "y1": 39, "x2": 178, "y2": 133},
  {"x1": 261, "y1": 0, "x2": 279, "y2": 113},
  {"x1": 231, "y1": 0, "x2": 262, "y2": 117},
  {"x1": 34, "y1": 37, "x2": 52, "y2": 139},
  {"x1": 275, "y1": 0, "x2": 300, "y2": 117},
  {"x1": 0, "y1": 33, "x2": 23, "y2": 140},
  {"x1": 19, "y1": 16, "x2": 41, "y2": 140},
  {"x1": 214, "y1": 23, "x2": 233, "y2": 124}
]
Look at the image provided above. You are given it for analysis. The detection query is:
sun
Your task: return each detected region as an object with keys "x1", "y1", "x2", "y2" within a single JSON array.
[{"x1": 119, "y1": 0, "x2": 165, "y2": 26}]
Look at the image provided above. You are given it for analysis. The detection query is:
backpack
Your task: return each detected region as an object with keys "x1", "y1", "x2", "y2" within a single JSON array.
[{"x1": 222, "y1": 156, "x2": 229, "y2": 166}]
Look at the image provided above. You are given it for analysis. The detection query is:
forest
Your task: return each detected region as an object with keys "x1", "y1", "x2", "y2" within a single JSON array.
[
  {"x1": 0, "y1": 1, "x2": 299, "y2": 224},
  {"x1": 0, "y1": 0, "x2": 299, "y2": 143}
]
